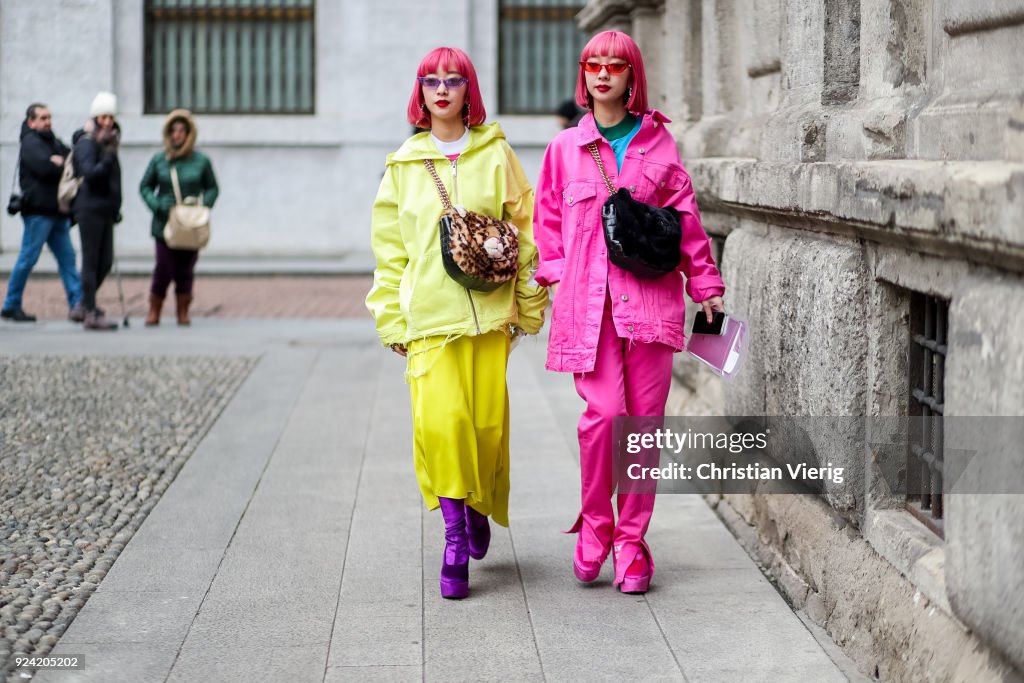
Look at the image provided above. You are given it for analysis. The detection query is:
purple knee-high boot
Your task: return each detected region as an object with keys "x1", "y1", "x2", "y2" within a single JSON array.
[
  {"x1": 466, "y1": 505, "x2": 491, "y2": 560},
  {"x1": 438, "y1": 497, "x2": 469, "y2": 599}
]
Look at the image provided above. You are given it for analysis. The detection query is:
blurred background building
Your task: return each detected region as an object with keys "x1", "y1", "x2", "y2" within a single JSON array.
[{"x1": 0, "y1": 0, "x2": 587, "y2": 258}]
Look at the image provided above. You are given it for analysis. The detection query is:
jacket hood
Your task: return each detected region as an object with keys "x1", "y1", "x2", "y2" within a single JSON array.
[
  {"x1": 20, "y1": 121, "x2": 31, "y2": 141},
  {"x1": 163, "y1": 109, "x2": 197, "y2": 160},
  {"x1": 387, "y1": 122, "x2": 506, "y2": 165}
]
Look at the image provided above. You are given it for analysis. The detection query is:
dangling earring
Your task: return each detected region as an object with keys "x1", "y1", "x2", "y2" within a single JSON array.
[
  {"x1": 626, "y1": 86, "x2": 633, "y2": 102},
  {"x1": 463, "y1": 102, "x2": 470, "y2": 117}
]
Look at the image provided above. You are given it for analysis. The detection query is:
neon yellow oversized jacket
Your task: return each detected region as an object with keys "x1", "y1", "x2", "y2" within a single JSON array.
[{"x1": 366, "y1": 123, "x2": 548, "y2": 347}]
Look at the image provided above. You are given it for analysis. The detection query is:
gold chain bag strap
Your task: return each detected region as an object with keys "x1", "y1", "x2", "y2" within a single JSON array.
[
  {"x1": 423, "y1": 159, "x2": 519, "y2": 292},
  {"x1": 587, "y1": 143, "x2": 616, "y2": 196}
]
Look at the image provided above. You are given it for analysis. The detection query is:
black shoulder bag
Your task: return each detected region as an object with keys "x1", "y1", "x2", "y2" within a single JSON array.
[
  {"x1": 6, "y1": 153, "x2": 21, "y2": 216},
  {"x1": 587, "y1": 142, "x2": 681, "y2": 279}
]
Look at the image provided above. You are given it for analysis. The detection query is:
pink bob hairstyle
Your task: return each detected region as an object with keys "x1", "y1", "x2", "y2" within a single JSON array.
[
  {"x1": 407, "y1": 47, "x2": 487, "y2": 129},
  {"x1": 575, "y1": 31, "x2": 648, "y2": 114}
]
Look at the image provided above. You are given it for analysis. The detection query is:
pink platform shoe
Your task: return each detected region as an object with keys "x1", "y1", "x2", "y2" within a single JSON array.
[{"x1": 613, "y1": 542, "x2": 654, "y2": 594}]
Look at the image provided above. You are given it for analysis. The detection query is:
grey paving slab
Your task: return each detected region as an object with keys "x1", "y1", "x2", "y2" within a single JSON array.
[
  {"x1": 421, "y1": 520, "x2": 544, "y2": 683},
  {"x1": 646, "y1": 569, "x2": 848, "y2": 683},
  {"x1": 505, "y1": 357, "x2": 686, "y2": 682},
  {"x1": 55, "y1": 591, "x2": 203, "y2": 646},
  {"x1": 166, "y1": 644, "x2": 330, "y2": 683},
  {"x1": 325, "y1": 664, "x2": 423, "y2": 683},
  {"x1": 327, "y1": 355, "x2": 424, "y2": 669},
  {"x1": 170, "y1": 347, "x2": 378, "y2": 674},
  {"x1": 93, "y1": 347, "x2": 318, "y2": 596},
  {"x1": 32, "y1": 642, "x2": 180, "y2": 683}
]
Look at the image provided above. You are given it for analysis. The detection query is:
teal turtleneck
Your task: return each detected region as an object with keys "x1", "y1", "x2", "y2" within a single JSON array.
[{"x1": 595, "y1": 113, "x2": 641, "y2": 171}]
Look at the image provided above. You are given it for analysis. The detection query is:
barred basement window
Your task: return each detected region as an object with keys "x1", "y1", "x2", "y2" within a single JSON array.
[
  {"x1": 144, "y1": 0, "x2": 315, "y2": 115},
  {"x1": 906, "y1": 292, "x2": 948, "y2": 538},
  {"x1": 499, "y1": 1, "x2": 588, "y2": 115}
]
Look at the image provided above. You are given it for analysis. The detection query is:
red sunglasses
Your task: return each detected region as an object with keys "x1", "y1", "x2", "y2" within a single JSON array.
[{"x1": 579, "y1": 61, "x2": 631, "y2": 75}]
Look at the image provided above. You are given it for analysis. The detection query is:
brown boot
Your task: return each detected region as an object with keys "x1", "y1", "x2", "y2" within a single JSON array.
[
  {"x1": 145, "y1": 295, "x2": 164, "y2": 327},
  {"x1": 176, "y1": 293, "x2": 193, "y2": 326}
]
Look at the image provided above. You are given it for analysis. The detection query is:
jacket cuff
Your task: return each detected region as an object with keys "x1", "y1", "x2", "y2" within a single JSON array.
[
  {"x1": 685, "y1": 275, "x2": 725, "y2": 303},
  {"x1": 378, "y1": 328, "x2": 408, "y2": 347},
  {"x1": 533, "y1": 258, "x2": 564, "y2": 287}
]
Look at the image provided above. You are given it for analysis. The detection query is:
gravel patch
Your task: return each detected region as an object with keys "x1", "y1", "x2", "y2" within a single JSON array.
[{"x1": 0, "y1": 356, "x2": 256, "y2": 681}]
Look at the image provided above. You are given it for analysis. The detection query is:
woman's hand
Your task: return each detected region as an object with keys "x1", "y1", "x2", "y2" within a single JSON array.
[
  {"x1": 390, "y1": 343, "x2": 408, "y2": 357},
  {"x1": 700, "y1": 296, "x2": 725, "y2": 323}
]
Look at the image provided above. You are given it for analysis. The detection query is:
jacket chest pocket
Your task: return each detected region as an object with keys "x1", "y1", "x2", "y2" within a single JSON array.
[
  {"x1": 562, "y1": 180, "x2": 603, "y2": 235},
  {"x1": 640, "y1": 162, "x2": 688, "y2": 208}
]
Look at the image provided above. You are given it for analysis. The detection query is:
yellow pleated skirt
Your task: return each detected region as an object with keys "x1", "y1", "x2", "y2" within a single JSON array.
[{"x1": 406, "y1": 330, "x2": 512, "y2": 527}]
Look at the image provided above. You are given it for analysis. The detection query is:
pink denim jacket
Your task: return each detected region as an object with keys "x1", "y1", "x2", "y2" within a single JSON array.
[{"x1": 533, "y1": 109, "x2": 725, "y2": 373}]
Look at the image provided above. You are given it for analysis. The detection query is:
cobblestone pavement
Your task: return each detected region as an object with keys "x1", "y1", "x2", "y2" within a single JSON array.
[
  {"x1": 0, "y1": 356, "x2": 256, "y2": 681},
  {"x1": 0, "y1": 276, "x2": 373, "y2": 321}
]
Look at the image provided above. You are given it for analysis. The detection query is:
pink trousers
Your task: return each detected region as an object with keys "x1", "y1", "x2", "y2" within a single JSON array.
[{"x1": 568, "y1": 295, "x2": 674, "y2": 585}]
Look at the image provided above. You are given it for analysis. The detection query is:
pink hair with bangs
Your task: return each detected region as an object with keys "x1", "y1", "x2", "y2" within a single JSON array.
[
  {"x1": 407, "y1": 47, "x2": 487, "y2": 129},
  {"x1": 575, "y1": 31, "x2": 648, "y2": 114}
]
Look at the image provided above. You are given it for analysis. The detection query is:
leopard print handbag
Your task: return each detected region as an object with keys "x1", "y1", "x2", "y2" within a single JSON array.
[{"x1": 423, "y1": 159, "x2": 519, "y2": 292}]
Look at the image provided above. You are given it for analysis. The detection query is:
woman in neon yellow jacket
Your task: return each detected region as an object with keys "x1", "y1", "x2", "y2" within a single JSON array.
[{"x1": 365, "y1": 47, "x2": 547, "y2": 600}]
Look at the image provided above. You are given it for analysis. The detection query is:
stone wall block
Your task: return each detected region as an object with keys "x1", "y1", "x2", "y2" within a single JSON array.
[{"x1": 721, "y1": 229, "x2": 868, "y2": 517}]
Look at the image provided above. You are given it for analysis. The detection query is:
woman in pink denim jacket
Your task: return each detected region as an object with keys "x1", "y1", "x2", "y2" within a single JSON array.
[{"x1": 533, "y1": 31, "x2": 726, "y2": 594}]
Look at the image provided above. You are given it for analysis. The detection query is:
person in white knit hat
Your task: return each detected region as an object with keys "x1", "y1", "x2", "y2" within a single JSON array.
[
  {"x1": 70, "y1": 91, "x2": 122, "y2": 330},
  {"x1": 89, "y1": 91, "x2": 117, "y2": 118}
]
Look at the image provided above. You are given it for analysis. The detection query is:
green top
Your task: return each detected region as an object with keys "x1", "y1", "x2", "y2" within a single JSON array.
[
  {"x1": 595, "y1": 113, "x2": 639, "y2": 141},
  {"x1": 139, "y1": 151, "x2": 219, "y2": 240}
]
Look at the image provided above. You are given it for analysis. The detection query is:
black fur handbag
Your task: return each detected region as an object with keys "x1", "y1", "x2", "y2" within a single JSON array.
[{"x1": 588, "y1": 143, "x2": 681, "y2": 279}]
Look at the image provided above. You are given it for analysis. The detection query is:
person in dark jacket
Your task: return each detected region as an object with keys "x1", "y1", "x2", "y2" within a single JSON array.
[
  {"x1": 1, "y1": 103, "x2": 83, "y2": 323},
  {"x1": 72, "y1": 92, "x2": 122, "y2": 331},
  {"x1": 139, "y1": 109, "x2": 218, "y2": 326}
]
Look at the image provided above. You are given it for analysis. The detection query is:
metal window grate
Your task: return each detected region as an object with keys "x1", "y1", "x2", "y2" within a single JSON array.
[
  {"x1": 499, "y1": 0, "x2": 588, "y2": 115},
  {"x1": 906, "y1": 292, "x2": 947, "y2": 538},
  {"x1": 144, "y1": 0, "x2": 315, "y2": 115}
]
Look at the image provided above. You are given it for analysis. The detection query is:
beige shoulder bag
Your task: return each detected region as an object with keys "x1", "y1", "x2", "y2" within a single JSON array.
[{"x1": 163, "y1": 165, "x2": 211, "y2": 250}]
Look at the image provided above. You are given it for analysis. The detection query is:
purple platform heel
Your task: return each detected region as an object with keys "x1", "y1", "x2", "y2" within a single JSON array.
[
  {"x1": 438, "y1": 497, "x2": 469, "y2": 599},
  {"x1": 465, "y1": 505, "x2": 491, "y2": 560}
]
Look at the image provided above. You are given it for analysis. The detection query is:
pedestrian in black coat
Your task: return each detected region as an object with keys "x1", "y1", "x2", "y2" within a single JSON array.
[{"x1": 71, "y1": 91, "x2": 122, "y2": 331}]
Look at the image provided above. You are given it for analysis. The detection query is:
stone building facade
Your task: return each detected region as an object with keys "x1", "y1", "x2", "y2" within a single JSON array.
[{"x1": 579, "y1": 0, "x2": 1024, "y2": 680}]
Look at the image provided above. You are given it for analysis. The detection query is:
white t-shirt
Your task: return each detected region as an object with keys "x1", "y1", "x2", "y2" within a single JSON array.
[{"x1": 430, "y1": 127, "x2": 470, "y2": 158}]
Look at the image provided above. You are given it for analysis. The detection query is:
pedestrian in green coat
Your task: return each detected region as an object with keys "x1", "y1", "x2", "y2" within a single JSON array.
[{"x1": 139, "y1": 109, "x2": 219, "y2": 326}]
